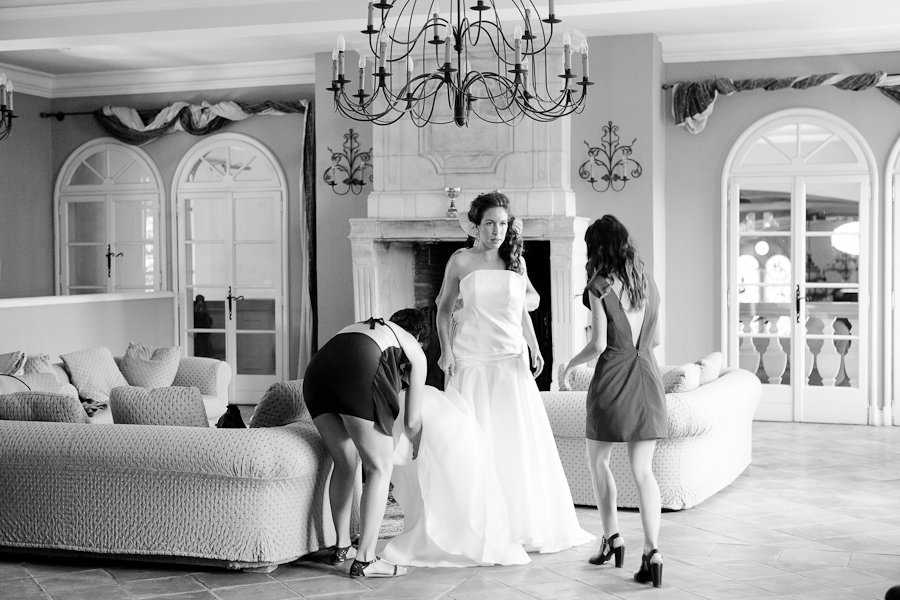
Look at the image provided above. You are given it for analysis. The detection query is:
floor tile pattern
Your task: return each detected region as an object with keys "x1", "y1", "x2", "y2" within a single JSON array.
[{"x1": 1, "y1": 422, "x2": 899, "y2": 599}]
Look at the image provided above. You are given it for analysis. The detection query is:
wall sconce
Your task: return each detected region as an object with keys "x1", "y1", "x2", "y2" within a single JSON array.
[
  {"x1": 578, "y1": 121, "x2": 642, "y2": 192},
  {"x1": 323, "y1": 128, "x2": 372, "y2": 196},
  {"x1": 0, "y1": 73, "x2": 16, "y2": 141}
]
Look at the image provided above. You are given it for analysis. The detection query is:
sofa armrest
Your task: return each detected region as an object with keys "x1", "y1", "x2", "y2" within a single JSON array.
[
  {"x1": 173, "y1": 357, "x2": 232, "y2": 398},
  {"x1": 666, "y1": 368, "x2": 761, "y2": 438}
]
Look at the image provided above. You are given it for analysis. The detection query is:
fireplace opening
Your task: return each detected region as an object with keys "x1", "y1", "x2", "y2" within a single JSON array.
[{"x1": 412, "y1": 240, "x2": 553, "y2": 391}]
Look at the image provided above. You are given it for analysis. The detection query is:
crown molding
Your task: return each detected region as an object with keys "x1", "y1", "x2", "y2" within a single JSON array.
[
  {"x1": 1, "y1": 58, "x2": 315, "y2": 99},
  {"x1": 662, "y1": 26, "x2": 900, "y2": 63},
  {"x1": 0, "y1": 0, "x2": 309, "y2": 20}
]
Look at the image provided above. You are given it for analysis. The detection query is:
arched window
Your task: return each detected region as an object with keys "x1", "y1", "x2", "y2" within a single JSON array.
[{"x1": 55, "y1": 138, "x2": 165, "y2": 295}]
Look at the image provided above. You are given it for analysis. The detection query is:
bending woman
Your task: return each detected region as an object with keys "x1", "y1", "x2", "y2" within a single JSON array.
[
  {"x1": 560, "y1": 215, "x2": 667, "y2": 587},
  {"x1": 303, "y1": 309, "x2": 427, "y2": 578}
]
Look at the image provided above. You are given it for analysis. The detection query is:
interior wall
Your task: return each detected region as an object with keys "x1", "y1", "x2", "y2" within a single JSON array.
[
  {"x1": 664, "y1": 51, "x2": 900, "y2": 367},
  {"x1": 0, "y1": 92, "x2": 54, "y2": 298},
  {"x1": 314, "y1": 51, "x2": 372, "y2": 344}
]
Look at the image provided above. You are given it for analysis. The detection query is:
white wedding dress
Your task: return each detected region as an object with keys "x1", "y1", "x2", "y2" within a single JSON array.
[{"x1": 381, "y1": 270, "x2": 592, "y2": 567}]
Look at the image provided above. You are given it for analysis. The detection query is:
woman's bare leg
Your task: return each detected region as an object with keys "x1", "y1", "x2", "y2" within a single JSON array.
[
  {"x1": 586, "y1": 439, "x2": 622, "y2": 550},
  {"x1": 312, "y1": 414, "x2": 360, "y2": 549},
  {"x1": 341, "y1": 414, "x2": 406, "y2": 574},
  {"x1": 627, "y1": 439, "x2": 662, "y2": 562}
]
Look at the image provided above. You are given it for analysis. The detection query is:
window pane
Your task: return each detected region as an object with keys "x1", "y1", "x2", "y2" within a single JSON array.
[
  {"x1": 188, "y1": 150, "x2": 226, "y2": 183},
  {"x1": 231, "y1": 149, "x2": 273, "y2": 182},
  {"x1": 114, "y1": 199, "x2": 155, "y2": 242},
  {"x1": 185, "y1": 243, "x2": 226, "y2": 286},
  {"x1": 69, "y1": 162, "x2": 104, "y2": 186},
  {"x1": 739, "y1": 184, "x2": 792, "y2": 231},
  {"x1": 67, "y1": 201, "x2": 106, "y2": 243},
  {"x1": 191, "y1": 331, "x2": 226, "y2": 361},
  {"x1": 235, "y1": 243, "x2": 276, "y2": 287},
  {"x1": 116, "y1": 161, "x2": 152, "y2": 184},
  {"x1": 236, "y1": 333, "x2": 276, "y2": 375},
  {"x1": 115, "y1": 243, "x2": 155, "y2": 288},
  {"x1": 742, "y1": 125, "x2": 795, "y2": 166},
  {"x1": 235, "y1": 197, "x2": 277, "y2": 241},
  {"x1": 236, "y1": 299, "x2": 276, "y2": 331},
  {"x1": 185, "y1": 197, "x2": 226, "y2": 241},
  {"x1": 68, "y1": 245, "x2": 106, "y2": 287}
]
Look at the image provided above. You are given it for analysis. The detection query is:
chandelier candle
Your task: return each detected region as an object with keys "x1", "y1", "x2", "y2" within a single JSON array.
[{"x1": 327, "y1": 0, "x2": 592, "y2": 126}]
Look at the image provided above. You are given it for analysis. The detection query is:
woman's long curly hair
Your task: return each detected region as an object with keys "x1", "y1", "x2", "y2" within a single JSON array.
[
  {"x1": 585, "y1": 215, "x2": 648, "y2": 311},
  {"x1": 465, "y1": 191, "x2": 524, "y2": 273}
]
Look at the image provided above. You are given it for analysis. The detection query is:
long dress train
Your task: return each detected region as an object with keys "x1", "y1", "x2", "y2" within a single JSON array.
[{"x1": 380, "y1": 385, "x2": 530, "y2": 567}]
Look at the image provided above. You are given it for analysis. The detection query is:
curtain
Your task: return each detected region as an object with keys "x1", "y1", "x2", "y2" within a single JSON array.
[
  {"x1": 297, "y1": 102, "x2": 318, "y2": 378},
  {"x1": 94, "y1": 100, "x2": 307, "y2": 145},
  {"x1": 671, "y1": 71, "x2": 900, "y2": 134}
]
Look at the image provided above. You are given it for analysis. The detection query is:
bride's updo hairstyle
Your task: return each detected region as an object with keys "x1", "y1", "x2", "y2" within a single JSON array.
[
  {"x1": 585, "y1": 214, "x2": 648, "y2": 311},
  {"x1": 466, "y1": 190, "x2": 524, "y2": 273}
]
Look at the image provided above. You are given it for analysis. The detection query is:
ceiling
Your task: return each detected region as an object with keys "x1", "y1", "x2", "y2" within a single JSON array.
[{"x1": 2, "y1": 0, "x2": 899, "y2": 98}]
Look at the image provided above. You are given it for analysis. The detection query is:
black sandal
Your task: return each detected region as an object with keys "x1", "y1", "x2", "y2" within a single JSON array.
[
  {"x1": 588, "y1": 533, "x2": 624, "y2": 567},
  {"x1": 634, "y1": 549, "x2": 663, "y2": 588},
  {"x1": 329, "y1": 545, "x2": 352, "y2": 565},
  {"x1": 349, "y1": 557, "x2": 405, "y2": 578}
]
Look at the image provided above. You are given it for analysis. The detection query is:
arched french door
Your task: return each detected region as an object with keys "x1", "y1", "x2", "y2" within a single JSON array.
[
  {"x1": 723, "y1": 109, "x2": 878, "y2": 425},
  {"x1": 885, "y1": 134, "x2": 900, "y2": 426},
  {"x1": 172, "y1": 134, "x2": 289, "y2": 404},
  {"x1": 55, "y1": 138, "x2": 165, "y2": 295}
]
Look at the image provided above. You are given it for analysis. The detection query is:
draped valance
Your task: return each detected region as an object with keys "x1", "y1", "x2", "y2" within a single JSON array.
[
  {"x1": 671, "y1": 72, "x2": 900, "y2": 134},
  {"x1": 94, "y1": 100, "x2": 307, "y2": 145}
]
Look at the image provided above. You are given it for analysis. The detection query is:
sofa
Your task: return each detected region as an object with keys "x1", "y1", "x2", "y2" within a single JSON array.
[
  {"x1": 541, "y1": 361, "x2": 761, "y2": 510},
  {"x1": 4, "y1": 348, "x2": 232, "y2": 427},
  {"x1": 0, "y1": 379, "x2": 359, "y2": 572}
]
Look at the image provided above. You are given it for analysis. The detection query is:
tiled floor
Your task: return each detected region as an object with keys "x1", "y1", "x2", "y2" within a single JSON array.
[{"x1": 2, "y1": 421, "x2": 899, "y2": 600}]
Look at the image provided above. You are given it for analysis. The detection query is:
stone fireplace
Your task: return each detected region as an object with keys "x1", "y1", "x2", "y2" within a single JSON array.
[{"x1": 349, "y1": 116, "x2": 589, "y2": 390}]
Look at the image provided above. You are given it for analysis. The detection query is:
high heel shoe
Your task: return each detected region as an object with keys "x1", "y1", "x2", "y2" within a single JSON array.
[
  {"x1": 634, "y1": 549, "x2": 663, "y2": 587},
  {"x1": 588, "y1": 533, "x2": 624, "y2": 567},
  {"x1": 329, "y1": 545, "x2": 352, "y2": 565}
]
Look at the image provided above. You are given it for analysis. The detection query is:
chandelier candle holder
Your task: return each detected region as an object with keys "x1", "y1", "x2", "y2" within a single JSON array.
[
  {"x1": 327, "y1": 0, "x2": 593, "y2": 127},
  {"x1": 579, "y1": 121, "x2": 642, "y2": 192},
  {"x1": 323, "y1": 128, "x2": 373, "y2": 196},
  {"x1": 0, "y1": 73, "x2": 16, "y2": 141}
]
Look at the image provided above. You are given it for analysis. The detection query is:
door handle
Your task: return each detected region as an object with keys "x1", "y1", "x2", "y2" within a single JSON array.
[
  {"x1": 795, "y1": 285, "x2": 801, "y2": 323},
  {"x1": 105, "y1": 244, "x2": 123, "y2": 278},
  {"x1": 226, "y1": 286, "x2": 244, "y2": 321}
]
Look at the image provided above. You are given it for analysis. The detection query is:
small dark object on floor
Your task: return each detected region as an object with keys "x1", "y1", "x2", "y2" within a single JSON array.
[
  {"x1": 216, "y1": 404, "x2": 246, "y2": 428},
  {"x1": 886, "y1": 585, "x2": 900, "y2": 600}
]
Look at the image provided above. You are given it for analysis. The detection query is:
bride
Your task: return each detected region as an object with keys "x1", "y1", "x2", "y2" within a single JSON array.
[{"x1": 382, "y1": 191, "x2": 592, "y2": 567}]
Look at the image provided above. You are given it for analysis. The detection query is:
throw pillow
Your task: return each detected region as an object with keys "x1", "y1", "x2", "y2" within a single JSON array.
[
  {"x1": 660, "y1": 363, "x2": 701, "y2": 394},
  {"x1": 0, "y1": 391, "x2": 89, "y2": 423},
  {"x1": 695, "y1": 351, "x2": 724, "y2": 385},
  {"x1": 18, "y1": 372, "x2": 60, "y2": 393},
  {"x1": 60, "y1": 347, "x2": 128, "y2": 404},
  {"x1": 250, "y1": 380, "x2": 310, "y2": 428},
  {"x1": 22, "y1": 354, "x2": 53, "y2": 375},
  {"x1": 0, "y1": 351, "x2": 26, "y2": 376},
  {"x1": 0, "y1": 373, "x2": 30, "y2": 395},
  {"x1": 118, "y1": 342, "x2": 181, "y2": 388},
  {"x1": 110, "y1": 385, "x2": 208, "y2": 427}
]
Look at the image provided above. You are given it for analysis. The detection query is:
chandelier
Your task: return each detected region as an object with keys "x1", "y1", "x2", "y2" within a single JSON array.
[
  {"x1": 0, "y1": 73, "x2": 15, "y2": 141},
  {"x1": 327, "y1": 0, "x2": 592, "y2": 127}
]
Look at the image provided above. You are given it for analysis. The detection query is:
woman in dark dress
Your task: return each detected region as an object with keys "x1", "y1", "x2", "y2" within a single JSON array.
[
  {"x1": 560, "y1": 215, "x2": 667, "y2": 588},
  {"x1": 304, "y1": 309, "x2": 427, "y2": 578}
]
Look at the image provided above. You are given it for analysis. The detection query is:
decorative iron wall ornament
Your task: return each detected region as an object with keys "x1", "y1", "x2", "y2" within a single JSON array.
[
  {"x1": 324, "y1": 128, "x2": 373, "y2": 195},
  {"x1": 579, "y1": 121, "x2": 642, "y2": 192}
]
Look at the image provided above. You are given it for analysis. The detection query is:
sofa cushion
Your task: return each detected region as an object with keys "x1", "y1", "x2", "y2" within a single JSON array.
[
  {"x1": 695, "y1": 351, "x2": 724, "y2": 385},
  {"x1": 560, "y1": 364, "x2": 595, "y2": 392},
  {"x1": 60, "y1": 347, "x2": 128, "y2": 404},
  {"x1": 250, "y1": 380, "x2": 310, "y2": 428},
  {"x1": 0, "y1": 391, "x2": 89, "y2": 423},
  {"x1": 0, "y1": 351, "x2": 25, "y2": 376},
  {"x1": 119, "y1": 343, "x2": 181, "y2": 388},
  {"x1": 17, "y1": 372, "x2": 60, "y2": 393},
  {"x1": 110, "y1": 385, "x2": 209, "y2": 427},
  {"x1": 0, "y1": 374, "x2": 29, "y2": 395},
  {"x1": 22, "y1": 353, "x2": 53, "y2": 375},
  {"x1": 659, "y1": 363, "x2": 701, "y2": 393}
]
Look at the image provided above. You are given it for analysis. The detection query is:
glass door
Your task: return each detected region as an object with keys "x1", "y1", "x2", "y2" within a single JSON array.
[{"x1": 730, "y1": 176, "x2": 868, "y2": 424}]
